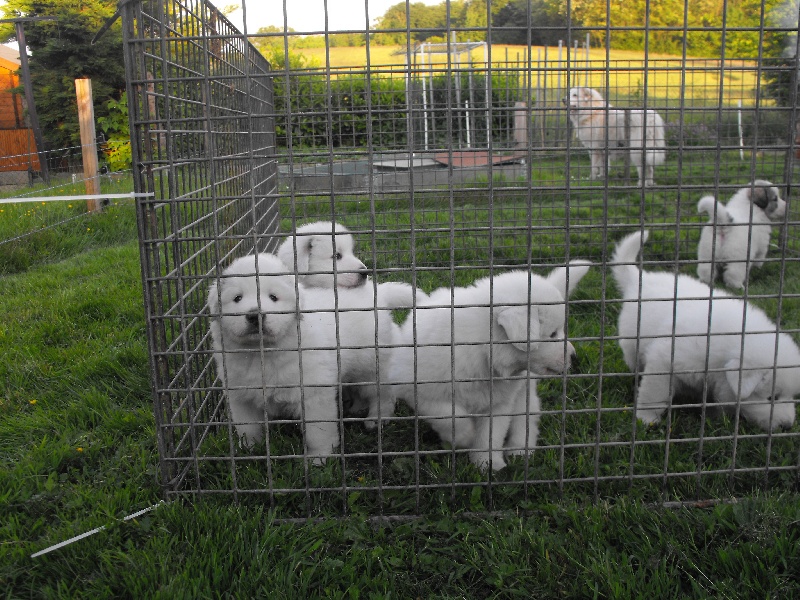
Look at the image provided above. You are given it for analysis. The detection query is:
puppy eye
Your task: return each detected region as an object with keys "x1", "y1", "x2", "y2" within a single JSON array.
[
  {"x1": 233, "y1": 294, "x2": 242, "y2": 303},
  {"x1": 334, "y1": 252, "x2": 343, "y2": 260},
  {"x1": 268, "y1": 294, "x2": 278, "y2": 302},
  {"x1": 550, "y1": 332, "x2": 559, "y2": 339}
]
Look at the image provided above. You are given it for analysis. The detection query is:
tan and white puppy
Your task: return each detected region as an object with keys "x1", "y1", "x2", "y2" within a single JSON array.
[
  {"x1": 697, "y1": 180, "x2": 786, "y2": 289},
  {"x1": 565, "y1": 86, "x2": 666, "y2": 187},
  {"x1": 389, "y1": 262, "x2": 591, "y2": 471},
  {"x1": 612, "y1": 230, "x2": 798, "y2": 432}
]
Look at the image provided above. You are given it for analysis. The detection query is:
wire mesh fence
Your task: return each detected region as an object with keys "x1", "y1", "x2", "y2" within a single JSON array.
[{"x1": 122, "y1": 0, "x2": 800, "y2": 518}]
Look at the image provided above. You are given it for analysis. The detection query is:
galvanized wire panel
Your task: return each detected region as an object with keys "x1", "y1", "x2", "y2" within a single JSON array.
[{"x1": 123, "y1": 0, "x2": 800, "y2": 518}]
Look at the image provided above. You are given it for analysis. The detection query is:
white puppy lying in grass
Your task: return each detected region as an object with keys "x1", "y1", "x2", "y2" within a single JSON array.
[
  {"x1": 277, "y1": 220, "x2": 421, "y2": 308},
  {"x1": 389, "y1": 262, "x2": 591, "y2": 471},
  {"x1": 696, "y1": 180, "x2": 786, "y2": 289},
  {"x1": 612, "y1": 230, "x2": 798, "y2": 431},
  {"x1": 208, "y1": 253, "x2": 400, "y2": 463}
]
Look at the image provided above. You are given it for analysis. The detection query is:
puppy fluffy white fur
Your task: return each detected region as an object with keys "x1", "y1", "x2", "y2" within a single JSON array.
[
  {"x1": 208, "y1": 253, "x2": 398, "y2": 463},
  {"x1": 697, "y1": 180, "x2": 786, "y2": 289},
  {"x1": 565, "y1": 86, "x2": 666, "y2": 187},
  {"x1": 612, "y1": 230, "x2": 798, "y2": 432},
  {"x1": 276, "y1": 220, "x2": 421, "y2": 308},
  {"x1": 389, "y1": 262, "x2": 591, "y2": 471}
]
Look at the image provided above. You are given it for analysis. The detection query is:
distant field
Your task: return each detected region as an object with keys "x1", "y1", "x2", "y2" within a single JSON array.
[{"x1": 293, "y1": 44, "x2": 764, "y2": 105}]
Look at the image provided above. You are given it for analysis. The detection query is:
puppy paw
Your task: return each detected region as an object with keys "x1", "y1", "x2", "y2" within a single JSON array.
[
  {"x1": 470, "y1": 451, "x2": 507, "y2": 472},
  {"x1": 362, "y1": 418, "x2": 377, "y2": 431},
  {"x1": 636, "y1": 409, "x2": 664, "y2": 427},
  {"x1": 505, "y1": 447, "x2": 535, "y2": 459},
  {"x1": 744, "y1": 403, "x2": 796, "y2": 431}
]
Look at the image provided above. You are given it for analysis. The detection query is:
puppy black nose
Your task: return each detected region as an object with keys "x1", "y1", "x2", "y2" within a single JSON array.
[
  {"x1": 569, "y1": 352, "x2": 579, "y2": 373},
  {"x1": 245, "y1": 311, "x2": 260, "y2": 326}
]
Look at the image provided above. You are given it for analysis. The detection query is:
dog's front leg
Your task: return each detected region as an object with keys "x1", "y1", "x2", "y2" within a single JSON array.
[
  {"x1": 300, "y1": 387, "x2": 340, "y2": 465},
  {"x1": 505, "y1": 378, "x2": 541, "y2": 458},
  {"x1": 634, "y1": 368, "x2": 675, "y2": 426},
  {"x1": 471, "y1": 412, "x2": 510, "y2": 471},
  {"x1": 589, "y1": 151, "x2": 605, "y2": 180},
  {"x1": 227, "y1": 392, "x2": 267, "y2": 449},
  {"x1": 364, "y1": 382, "x2": 396, "y2": 430}
]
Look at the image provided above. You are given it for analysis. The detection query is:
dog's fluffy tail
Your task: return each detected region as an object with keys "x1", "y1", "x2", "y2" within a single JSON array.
[
  {"x1": 697, "y1": 195, "x2": 731, "y2": 224},
  {"x1": 611, "y1": 230, "x2": 649, "y2": 292},
  {"x1": 375, "y1": 281, "x2": 428, "y2": 308}
]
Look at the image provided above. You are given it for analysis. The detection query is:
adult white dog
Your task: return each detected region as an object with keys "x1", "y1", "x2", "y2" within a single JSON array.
[
  {"x1": 389, "y1": 262, "x2": 591, "y2": 471},
  {"x1": 697, "y1": 180, "x2": 786, "y2": 289},
  {"x1": 565, "y1": 86, "x2": 666, "y2": 187},
  {"x1": 276, "y1": 220, "x2": 420, "y2": 308},
  {"x1": 207, "y1": 253, "x2": 399, "y2": 462},
  {"x1": 612, "y1": 230, "x2": 798, "y2": 431}
]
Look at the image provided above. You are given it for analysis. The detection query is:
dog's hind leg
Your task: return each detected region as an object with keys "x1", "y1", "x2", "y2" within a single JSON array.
[
  {"x1": 722, "y1": 261, "x2": 747, "y2": 289},
  {"x1": 639, "y1": 162, "x2": 655, "y2": 187},
  {"x1": 422, "y1": 398, "x2": 475, "y2": 449}
]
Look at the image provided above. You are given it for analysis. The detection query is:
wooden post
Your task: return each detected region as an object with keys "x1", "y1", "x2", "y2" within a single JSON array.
[{"x1": 75, "y1": 78, "x2": 101, "y2": 211}]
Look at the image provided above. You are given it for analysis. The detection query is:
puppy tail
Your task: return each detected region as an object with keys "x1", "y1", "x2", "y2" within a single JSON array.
[
  {"x1": 611, "y1": 230, "x2": 649, "y2": 291},
  {"x1": 375, "y1": 281, "x2": 428, "y2": 308},
  {"x1": 697, "y1": 195, "x2": 730, "y2": 224}
]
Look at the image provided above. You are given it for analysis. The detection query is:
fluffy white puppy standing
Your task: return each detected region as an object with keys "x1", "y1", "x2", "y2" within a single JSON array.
[
  {"x1": 276, "y1": 220, "x2": 420, "y2": 308},
  {"x1": 612, "y1": 230, "x2": 798, "y2": 431},
  {"x1": 389, "y1": 262, "x2": 591, "y2": 471},
  {"x1": 696, "y1": 180, "x2": 786, "y2": 289},
  {"x1": 207, "y1": 253, "x2": 340, "y2": 462},
  {"x1": 207, "y1": 253, "x2": 401, "y2": 462},
  {"x1": 565, "y1": 86, "x2": 666, "y2": 187}
]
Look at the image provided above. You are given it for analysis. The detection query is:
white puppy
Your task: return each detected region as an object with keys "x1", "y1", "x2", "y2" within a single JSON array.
[
  {"x1": 207, "y1": 253, "x2": 398, "y2": 462},
  {"x1": 389, "y1": 262, "x2": 591, "y2": 471},
  {"x1": 276, "y1": 220, "x2": 420, "y2": 308},
  {"x1": 697, "y1": 180, "x2": 786, "y2": 289},
  {"x1": 208, "y1": 253, "x2": 339, "y2": 462},
  {"x1": 612, "y1": 230, "x2": 798, "y2": 431},
  {"x1": 565, "y1": 86, "x2": 666, "y2": 187}
]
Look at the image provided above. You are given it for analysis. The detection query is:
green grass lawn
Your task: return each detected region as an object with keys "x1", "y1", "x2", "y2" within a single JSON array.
[{"x1": 3, "y1": 151, "x2": 800, "y2": 595}]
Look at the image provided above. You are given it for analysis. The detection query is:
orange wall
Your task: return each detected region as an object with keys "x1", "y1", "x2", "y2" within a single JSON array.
[{"x1": 0, "y1": 57, "x2": 40, "y2": 171}]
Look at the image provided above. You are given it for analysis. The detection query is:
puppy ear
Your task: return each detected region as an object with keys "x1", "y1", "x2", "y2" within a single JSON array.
[
  {"x1": 724, "y1": 358, "x2": 769, "y2": 398},
  {"x1": 496, "y1": 305, "x2": 540, "y2": 351},
  {"x1": 750, "y1": 185, "x2": 772, "y2": 210},
  {"x1": 207, "y1": 282, "x2": 220, "y2": 315},
  {"x1": 290, "y1": 236, "x2": 312, "y2": 272},
  {"x1": 546, "y1": 260, "x2": 591, "y2": 298}
]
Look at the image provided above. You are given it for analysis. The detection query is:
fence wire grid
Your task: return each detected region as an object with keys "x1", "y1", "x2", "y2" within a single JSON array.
[{"x1": 123, "y1": 0, "x2": 800, "y2": 518}]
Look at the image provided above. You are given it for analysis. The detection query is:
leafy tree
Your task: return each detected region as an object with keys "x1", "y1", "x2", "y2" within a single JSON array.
[
  {"x1": 761, "y1": 0, "x2": 800, "y2": 106},
  {"x1": 492, "y1": 0, "x2": 571, "y2": 46},
  {"x1": 0, "y1": 0, "x2": 126, "y2": 152},
  {"x1": 372, "y1": 2, "x2": 451, "y2": 45}
]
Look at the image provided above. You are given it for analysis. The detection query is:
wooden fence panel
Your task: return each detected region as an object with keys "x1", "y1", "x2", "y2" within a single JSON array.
[{"x1": 0, "y1": 128, "x2": 40, "y2": 171}]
